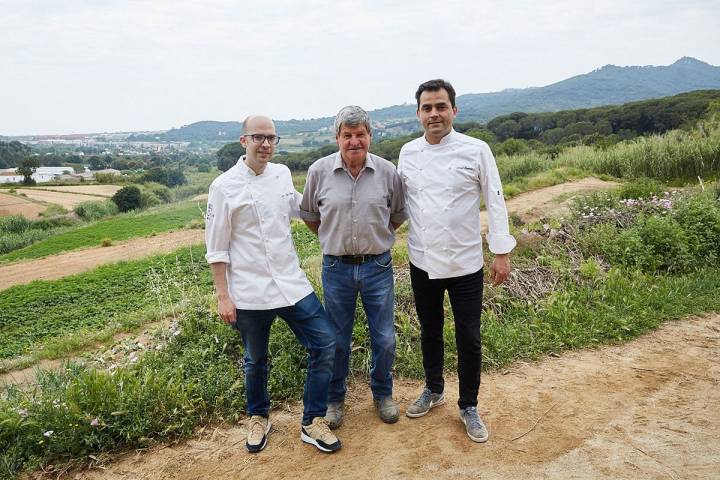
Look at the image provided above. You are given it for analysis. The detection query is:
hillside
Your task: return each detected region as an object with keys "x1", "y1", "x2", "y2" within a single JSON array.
[{"x1": 139, "y1": 57, "x2": 720, "y2": 140}]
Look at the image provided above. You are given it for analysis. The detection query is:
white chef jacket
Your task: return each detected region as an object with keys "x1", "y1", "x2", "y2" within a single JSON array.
[
  {"x1": 205, "y1": 158, "x2": 313, "y2": 309},
  {"x1": 398, "y1": 129, "x2": 516, "y2": 279}
]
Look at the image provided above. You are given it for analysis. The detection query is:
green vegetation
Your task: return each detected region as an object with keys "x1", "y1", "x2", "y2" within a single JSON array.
[
  {"x1": 0, "y1": 202, "x2": 204, "y2": 263},
  {"x1": 0, "y1": 215, "x2": 78, "y2": 256},
  {"x1": 2, "y1": 180, "x2": 720, "y2": 477},
  {"x1": 0, "y1": 245, "x2": 210, "y2": 366}
]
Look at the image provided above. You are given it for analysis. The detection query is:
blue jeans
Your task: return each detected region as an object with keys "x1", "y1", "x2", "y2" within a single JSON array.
[
  {"x1": 322, "y1": 251, "x2": 396, "y2": 402},
  {"x1": 233, "y1": 292, "x2": 335, "y2": 425}
]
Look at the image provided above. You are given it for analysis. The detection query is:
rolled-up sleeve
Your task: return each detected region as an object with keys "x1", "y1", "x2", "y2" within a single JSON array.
[
  {"x1": 299, "y1": 168, "x2": 321, "y2": 222},
  {"x1": 389, "y1": 168, "x2": 407, "y2": 224},
  {"x1": 478, "y1": 145, "x2": 517, "y2": 254},
  {"x1": 204, "y1": 183, "x2": 232, "y2": 264}
]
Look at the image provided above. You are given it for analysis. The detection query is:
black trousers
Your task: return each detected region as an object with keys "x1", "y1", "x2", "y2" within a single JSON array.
[{"x1": 409, "y1": 263, "x2": 484, "y2": 409}]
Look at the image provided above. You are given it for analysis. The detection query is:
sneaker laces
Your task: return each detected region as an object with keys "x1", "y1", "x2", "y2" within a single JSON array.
[
  {"x1": 463, "y1": 407, "x2": 482, "y2": 429},
  {"x1": 311, "y1": 418, "x2": 335, "y2": 442},
  {"x1": 249, "y1": 416, "x2": 266, "y2": 438},
  {"x1": 415, "y1": 388, "x2": 433, "y2": 406}
]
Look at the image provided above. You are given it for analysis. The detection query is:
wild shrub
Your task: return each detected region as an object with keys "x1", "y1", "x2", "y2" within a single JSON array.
[
  {"x1": 112, "y1": 185, "x2": 142, "y2": 212},
  {"x1": 142, "y1": 182, "x2": 173, "y2": 203},
  {"x1": 74, "y1": 201, "x2": 119, "y2": 221},
  {"x1": 0, "y1": 215, "x2": 30, "y2": 234},
  {"x1": 140, "y1": 191, "x2": 161, "y2": 209},
  {"x1": 619, "y1": 178, "x2": 665, "y2": 200}
]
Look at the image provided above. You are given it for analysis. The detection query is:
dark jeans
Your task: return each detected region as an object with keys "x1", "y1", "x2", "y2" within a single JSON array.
[
  {"x1": 233, "y1": 292, "x2": 335, "y2": 425},
  {"x1": 409, "y1": 263, "x2": 484, "y2": 409},
  {"x1": 322, "y1": 251, "x2": 396, "y2": 402}
]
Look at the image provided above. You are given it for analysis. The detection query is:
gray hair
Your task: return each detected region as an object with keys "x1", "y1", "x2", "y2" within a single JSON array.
[{"x1": 334, "y1": 105, "x2": 372, "y2": 136}]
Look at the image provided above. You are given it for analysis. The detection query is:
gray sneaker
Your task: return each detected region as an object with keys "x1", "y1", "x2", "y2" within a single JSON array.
[
  {"x1": 406, "y1": 388, "x2": 446, "y2": 418},
  {"x1": 324, "y1": 401, "x2": 344, "y2": 430},
  {"x1": 373, "y1": 396, "x2": 399, "y2": 424},
  {"x1": 459, "y1": 406, "x2": 489, "y2": 443}
]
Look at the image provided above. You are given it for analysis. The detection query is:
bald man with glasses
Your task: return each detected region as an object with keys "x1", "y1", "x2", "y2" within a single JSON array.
[{"x1": 205, "y1": 115, "x2": 342, "y2": 454}]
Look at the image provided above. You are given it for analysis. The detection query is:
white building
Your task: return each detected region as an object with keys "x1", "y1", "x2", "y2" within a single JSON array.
[{"x1": 0, "y1": 166, "x2": 73, "y2": 184}]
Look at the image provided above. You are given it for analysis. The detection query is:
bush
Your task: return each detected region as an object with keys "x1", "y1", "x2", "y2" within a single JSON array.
[
  {"x1": 112, "y1": 186, "x2": 142, "y2": 212},
  {"x1": 140, "y1": 191, "x2": 161, "y2": 209},
  {"x1": 0, "y1": 215, "x2": 30, "y2": 234},
  {"x1": 74, "y1": 201, "x2": 119, "y2": 221},
  {"x1": 142, "y1": 182, "x2": 173, "y2": 203},
  {"x1": 673, "y1": 194, "x2": 720, "y2": 262},
  {"x1": 101, "y1": 238, "x2": 112, "y2": 247},
  {"x1": 619, "y1": 178, "x2": 665, "y2": 200}
]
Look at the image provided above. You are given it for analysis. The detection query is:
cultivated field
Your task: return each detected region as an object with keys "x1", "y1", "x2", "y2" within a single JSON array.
[
  {"x1": 0, "y1": 192, "x2": 45, "y2": 219},
  {"x1": 29, "y1": 185, "x2": 122, "y2": 197},
  {"x1": 14, "y1": 189, "x2": 106, "y2": 209}
]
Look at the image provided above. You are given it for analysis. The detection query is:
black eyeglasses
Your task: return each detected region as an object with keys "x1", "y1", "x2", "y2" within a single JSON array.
[{"x1": 243, "y1": 134, "x2": 281, "y2": 145}]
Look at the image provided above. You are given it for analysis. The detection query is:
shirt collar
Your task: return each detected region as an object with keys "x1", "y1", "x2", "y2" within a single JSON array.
[
  {"x1": 333, "y1": 151, "x2": 376, "y2": 172},
  {"x1": 234, "y1": 155, "x2": 263, "y2": 178},
  {"x1": 421, "y1": 128, "x2": 457, "y2": 147}
]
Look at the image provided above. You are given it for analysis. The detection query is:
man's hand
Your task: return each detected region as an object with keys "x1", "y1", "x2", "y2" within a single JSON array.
[
  {"x1": 217, "y1": 294, "x2": 237, "y2": 324},
  {"x1": 490, "y1": 253, "x2": 511, "y2": 286},
  {"x1": 304, "y1": 220, "x2": 320, "y2": 235}
]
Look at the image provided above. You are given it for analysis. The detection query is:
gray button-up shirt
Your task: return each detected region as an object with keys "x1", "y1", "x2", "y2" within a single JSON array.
[{"x1": 300, "y1": 151, "x2": 407, "y2": 255}]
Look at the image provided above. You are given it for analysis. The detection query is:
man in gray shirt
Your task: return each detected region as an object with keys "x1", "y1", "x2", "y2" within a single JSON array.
[{"x1": 301, "y1": 105, "x2": 406, "y2": 429}]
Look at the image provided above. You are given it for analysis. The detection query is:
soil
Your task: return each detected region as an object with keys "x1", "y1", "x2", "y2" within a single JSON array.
[
  {"x1": 14, "y1": 189, "x2": 107, "y2": 209},
  {"x1": 480, "y1": 177, "x2": 619, "y2": 231},
  {"x1": 29, "y1": 185, "x2": 122, "y2": 197},
  {"x1": 0, "y1": 192, "x2": 45, "y2": 219},
  {"x1": 33, "y1": 314, "x2": 718, "y2": 480},
  {"x1": 0, "y1": 230, "x2": 204, "y2": 290}
]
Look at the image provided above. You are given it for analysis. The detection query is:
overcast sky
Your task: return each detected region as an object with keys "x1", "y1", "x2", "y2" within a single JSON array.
[{"x1": 1, "y1": 0, "x2": 719, "y2": 135}]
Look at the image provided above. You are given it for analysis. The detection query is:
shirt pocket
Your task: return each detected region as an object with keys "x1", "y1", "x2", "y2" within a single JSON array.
[{"x1": 450, "y1": 159, "x2": 479, "y2": 196}]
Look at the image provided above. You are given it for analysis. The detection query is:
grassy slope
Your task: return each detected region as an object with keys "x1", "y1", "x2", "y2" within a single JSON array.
[{"x1": 0, "y1": 202, "x2": 205, "y2": 263}]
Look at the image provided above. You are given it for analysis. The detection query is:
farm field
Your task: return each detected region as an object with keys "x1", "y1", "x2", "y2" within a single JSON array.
[
  {"x1": 0, "y1": 229, "x2": 203, "y2": 289},
  {"x1": 14, "y1": 189, "x2": 105, "y2": 209},
  {"x1": 0, "y1": 192, "x2": 45, "y2": 219},
  {"x1": 27, "y1": 185, "x2": 122, "y2": 197},
  {"x1": 0, "y1": 201, "x2": 204, "y2": 263},
  {"x1": 62, "y1": 314, "x2": 720, "y2": 480}
]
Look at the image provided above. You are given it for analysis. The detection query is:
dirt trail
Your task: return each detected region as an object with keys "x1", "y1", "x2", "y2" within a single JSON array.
[
  {"x1": 0, "y1": 230, "x2": 203, "y2": 290},
  {"x1": 45, "y1": 314, "x2": 718, "y2": 480},
  {"x1": 2, "y1": 178, "x2": 616, "y2": 290},
  {"x1": 480, "y1": 177, "x2": 618, "y2": 230}
]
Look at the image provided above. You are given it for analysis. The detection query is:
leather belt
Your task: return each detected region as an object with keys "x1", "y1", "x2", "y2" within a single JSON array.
[{"x1": 334, "y1": 252, "x2": 386, "y2": 265}]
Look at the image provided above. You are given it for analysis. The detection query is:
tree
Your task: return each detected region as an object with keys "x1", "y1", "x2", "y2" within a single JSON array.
[
  {"x1": 216, "y1": 143, "x2": 246, "y2": 172},
  {"x1": 17, "y1": 157, "x2": 39, "y2": 185},
  {"x1": 112, "y1": 185, "x2": 142, "y2": 212}
]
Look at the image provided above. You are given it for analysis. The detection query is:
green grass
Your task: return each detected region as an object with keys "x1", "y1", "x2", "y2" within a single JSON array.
[
  {"x1": 0, "y1": 202, "x2": 205, "y2": 263},
  {"x1": 0, "y1": 245, "x2": 211, "y2": 366}
]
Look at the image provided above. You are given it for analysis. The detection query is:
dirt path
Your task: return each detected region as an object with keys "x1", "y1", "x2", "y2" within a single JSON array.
[
  {"x1": 46, "y1": 314, "x2": 717, "y2": 480},
  {"x1": 0, "y1": 230, "x2": 204, "y2": 290},
  {"x1": 480, "y1": 177, "x2": 619, "y2": 230}
]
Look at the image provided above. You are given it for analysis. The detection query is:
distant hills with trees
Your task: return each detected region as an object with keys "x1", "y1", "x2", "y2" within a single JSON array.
[
  {"x1": 143, "y1": 57, "x2": 720, "y2": 141},
  {"x1": 255, "y1": 89, "x2": 720, "y2": 172}
]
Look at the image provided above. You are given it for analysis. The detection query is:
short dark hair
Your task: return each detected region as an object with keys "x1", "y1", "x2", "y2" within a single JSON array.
[{"x1": 415, "y1": 79, "x2": 456, "y2": 108}]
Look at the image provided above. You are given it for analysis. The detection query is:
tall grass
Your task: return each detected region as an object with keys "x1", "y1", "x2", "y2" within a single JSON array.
[{"x1": 559, "y1": 131, "x2": 720, "y2": 181}]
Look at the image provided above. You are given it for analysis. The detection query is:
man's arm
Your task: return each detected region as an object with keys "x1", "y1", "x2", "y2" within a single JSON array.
[
  {"x1": 478, "y1": 144, "x2": 516, "y2": 286},
  {"x1": 304, "y1": 219, "x2": 320, "y2": 234},
  {"x1": 299, "y1": 167, "x2": 322, "y2": 235},
  {"x1": 210, "y1": 262, "x2": 237, "y2": 324},
  {"x1": 205, "y1": 183, "x2": 236, "y2": 322},
  {"x1": 389, "y1": 166, "x2": 408, "y2": 230}
]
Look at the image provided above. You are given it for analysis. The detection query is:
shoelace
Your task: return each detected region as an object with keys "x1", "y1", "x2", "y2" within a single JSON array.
[
  {"x1": 249, "y1": 418, "x2": 266, "y2": 438},
  {"x1": 313, "y1": 419, "x2": 333, "y2": 440},
  {"x1": 464, "y1": 407, "x2": 483, "y2": 429},
  {"x1": 415, "y1": 388, "x2": 433, "y2": 406}
]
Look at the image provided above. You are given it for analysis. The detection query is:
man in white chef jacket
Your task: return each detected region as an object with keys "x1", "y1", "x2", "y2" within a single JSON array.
[
  {"x1": 398, "y1": 80, "x2": 516, "y2": 443},
  {"x1": 205, "y1": 115, "x2": 341, "y2": 454}
]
